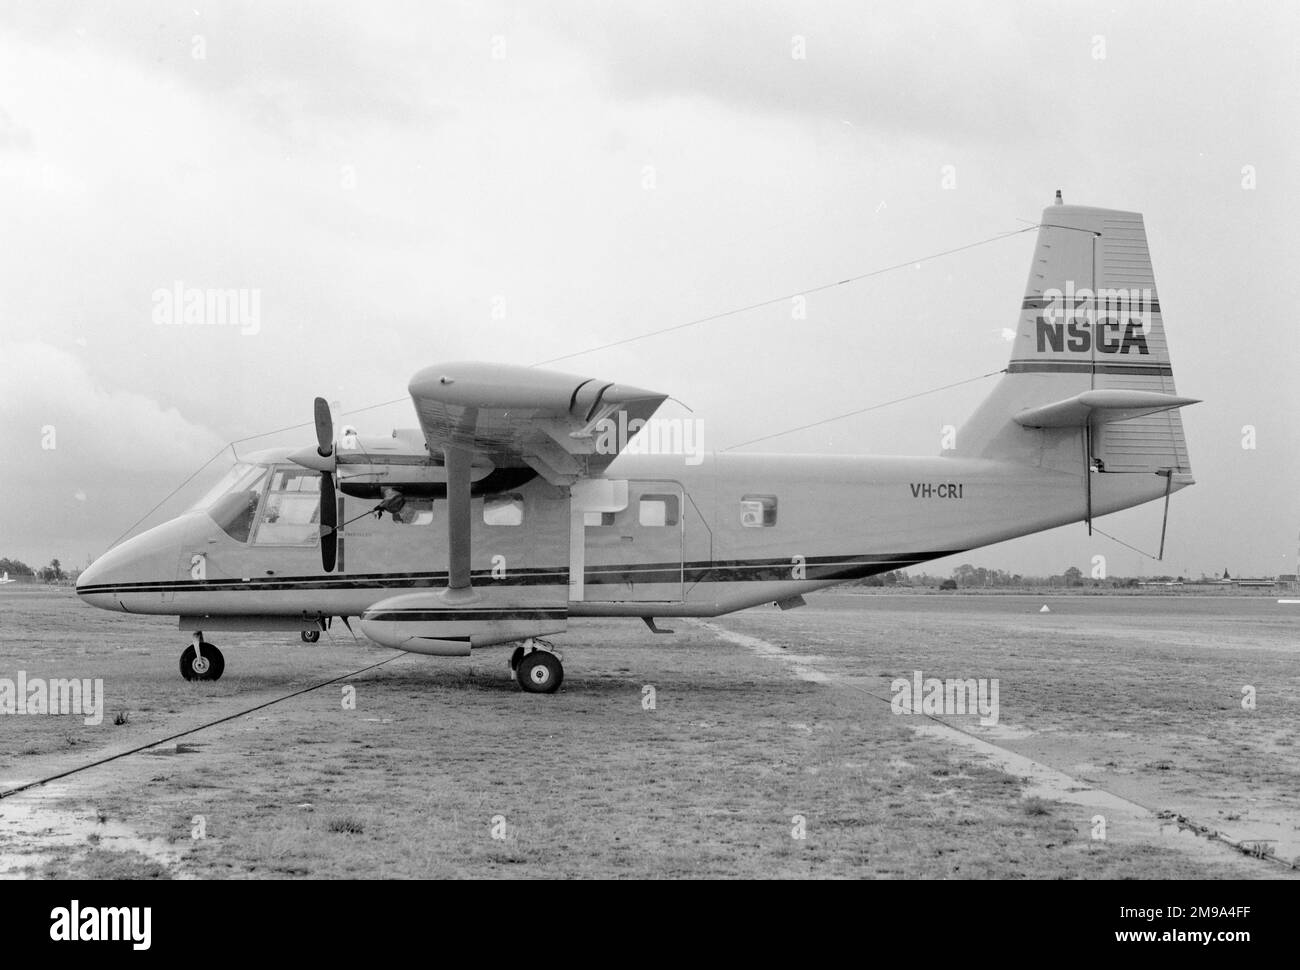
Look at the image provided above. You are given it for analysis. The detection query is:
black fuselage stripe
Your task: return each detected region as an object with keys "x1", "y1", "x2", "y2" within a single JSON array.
[{"x1": 76, "y1": 551, "x2": 962, "y2": 596}]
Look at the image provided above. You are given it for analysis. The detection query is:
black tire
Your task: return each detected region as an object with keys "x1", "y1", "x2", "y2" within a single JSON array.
[
  {"x1": 301, "y1": 630, "x2": 320, "y2": 643},
  {"x1": 516, "y1": 651, "x2": 563, "y2": 693},
  {"x1": 180, "y1": 642, "x2": 225, "y2": 682}
]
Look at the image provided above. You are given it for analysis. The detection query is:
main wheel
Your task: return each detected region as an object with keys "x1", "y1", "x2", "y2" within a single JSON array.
[
  {"x1": 515, "y1": 651, "x2": 563, "y2": 693},
  {"x1": 301, "y1": 630, "x2": 320, "y2": 643},
  {"x1": 180, "y1": 642, "x2": 225, "y2": 681}
]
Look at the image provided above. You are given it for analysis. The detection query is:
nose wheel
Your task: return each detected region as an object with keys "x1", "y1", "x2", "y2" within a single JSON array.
[
  {"x1": 301, "y1": 629, "x2": 320, "y2": 643},
  {"x1": 510, "y1": 640, "x2": 563, "y2": 693},
  {"x1": 180, "y1": 633, "x2": 225, "y2": 681}
]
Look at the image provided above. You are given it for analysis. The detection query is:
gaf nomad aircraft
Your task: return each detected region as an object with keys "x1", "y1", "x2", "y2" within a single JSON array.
[{"x1": 77, "y1": 197, "x2": 1197, "y2": 692}]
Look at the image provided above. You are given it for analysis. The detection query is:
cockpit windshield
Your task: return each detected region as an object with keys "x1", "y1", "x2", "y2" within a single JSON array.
[{"x1": 191, "y1": 462, "x2": 269, "y2": 543}]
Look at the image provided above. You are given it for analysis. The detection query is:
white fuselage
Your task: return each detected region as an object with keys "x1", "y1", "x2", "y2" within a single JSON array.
[{"x1": 75, "y1": 449, "x2": 1181, "y2": 628}]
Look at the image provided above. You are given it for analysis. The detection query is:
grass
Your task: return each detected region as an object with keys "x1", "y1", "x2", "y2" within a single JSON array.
[
  {"x1": 38, "y1": 848, "x2": 173, "y2": 880},
  {"x1": 2, "y1": 587, "x2": 1297, "y2": 879},
  {"x1": 326, "y1": 816, "x2": 365, "y2": 835}
]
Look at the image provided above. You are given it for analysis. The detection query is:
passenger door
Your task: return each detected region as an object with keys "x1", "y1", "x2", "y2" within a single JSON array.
[{"x1": 573, "y1": 479, "x2": 685, "y2": 603}]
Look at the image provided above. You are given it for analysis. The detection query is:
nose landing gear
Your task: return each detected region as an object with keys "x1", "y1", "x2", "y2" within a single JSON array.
[
  {"x1": 301, "y1": 629, "x2": 321, "y2": 643},
  {"x1": 509, "y1": 639, "x2": 563, "y2": 693},
  {"x1": 180, "y1": 632, "x2": 225, "y2": 682}
]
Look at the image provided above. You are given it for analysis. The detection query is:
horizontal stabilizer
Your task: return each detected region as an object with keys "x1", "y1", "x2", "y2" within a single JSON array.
[{"x1": 1013, "y1": 389, "x2": 1200, "y2": 429}]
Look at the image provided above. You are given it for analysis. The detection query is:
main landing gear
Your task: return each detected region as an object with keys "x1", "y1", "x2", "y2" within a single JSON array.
[
  {"x1": 180, "y1": 632, "x2": 225, "y2": 682},
  {"x1": 509, "y1": 639, "x2": 564, "y2": 694}
]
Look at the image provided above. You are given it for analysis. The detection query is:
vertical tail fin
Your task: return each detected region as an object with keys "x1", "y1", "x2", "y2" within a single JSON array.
[{"x1": 955, "y1": 196, "x2": 1194, "y2": 480}]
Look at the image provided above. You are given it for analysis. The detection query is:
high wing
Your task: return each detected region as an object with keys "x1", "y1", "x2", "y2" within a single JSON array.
[
  {"x1": 352, "y1": 362, "x2": 670, "y2": 651},
  {"x1": 407, "y1": 361, "x2": 669, "y2": 484}
]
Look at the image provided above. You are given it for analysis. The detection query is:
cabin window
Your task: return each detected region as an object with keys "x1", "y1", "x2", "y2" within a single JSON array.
[
  {"x1": 584, "y1": 511, "x2": 616, "y2": 527},
  {"x1": 254, "y1": 467, "x2": 322, "y2": 545},
  {"x1": 483, "y1": 494, "x2": 524, "y2": 526},
  {"x1": 740, "y1": 494, "x2": 778, "y2": 527},
  {"x1": 638, "y1": 494, "x2": 679, "y2": 527}
]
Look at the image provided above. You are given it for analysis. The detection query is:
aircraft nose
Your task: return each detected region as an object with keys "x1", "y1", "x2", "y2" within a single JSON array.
[
  {"x1": 76, "y1": 515, "x2": 195, "y2": 612},
  {"x1": 75, "y1": 555, "x2": 119, "y2": 610}
]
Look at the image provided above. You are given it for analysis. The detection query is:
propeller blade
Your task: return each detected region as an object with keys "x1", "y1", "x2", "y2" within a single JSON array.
[
  {"x1": 314, "y1": 397, "x2": 334, "y2": 457},
  {"x1": 320, "y1": 471, "x2": 337, "y2": 573}
]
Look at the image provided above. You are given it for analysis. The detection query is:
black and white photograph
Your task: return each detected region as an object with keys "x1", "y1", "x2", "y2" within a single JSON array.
[{"x1": 0, "y1": 0, "x2": 1296, "y2": 940}]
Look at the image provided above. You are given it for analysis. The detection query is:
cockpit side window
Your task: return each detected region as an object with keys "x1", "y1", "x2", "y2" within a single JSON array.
[
  {"x1": 209, "y1": 490, "x2": 260, "y2": 543},
  {"x1": 195, "y1": 463, "x2": 269, "y2": 543},
  {"x1": 254, "y1": 467, "x2": 322, "y2": 546}
]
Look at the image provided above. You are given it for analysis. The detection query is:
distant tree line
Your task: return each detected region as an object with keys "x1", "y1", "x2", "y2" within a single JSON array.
[
  {"x1": 0, "y1": 557, "x2": 68, "y2": 582},
  {"x1": 849, "y1": 565, "x2": 1186, "y2": 590}
]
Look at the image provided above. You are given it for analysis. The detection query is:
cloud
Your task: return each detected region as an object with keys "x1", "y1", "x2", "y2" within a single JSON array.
[
  {"x1": 541, "y1": 1, "x2": 1045, "y2": 139},
  {"x1": 0, "y1": 106, "x2": 34, "y2": 151},
  {"x1": 0, "y1": 339, "x2": 226, "y2": 472},
  {"x1": 0, "y1": 339, "x2": 232, "y2": 562},
  {"x1": 0, "y1": 0, "x2": 458, "y2": 138}
]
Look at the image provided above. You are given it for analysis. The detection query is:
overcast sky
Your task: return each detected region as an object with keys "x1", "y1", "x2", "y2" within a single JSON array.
[{"x1": 2, "y1": 0, "x2": 1297, "y2": 578}]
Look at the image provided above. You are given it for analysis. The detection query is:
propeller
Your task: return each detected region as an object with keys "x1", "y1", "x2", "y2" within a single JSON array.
[
  {"x1": 320, "y1": 473, "x2": 337, "y2": 572},
  {"x1": 314, "y1": 396, "x2": 333, "y2": 456},
  {"x1": 314, "y1": 397, "x2": 338, "y2": 573}
]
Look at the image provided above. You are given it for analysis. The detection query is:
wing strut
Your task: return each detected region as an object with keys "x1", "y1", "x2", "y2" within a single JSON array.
[{"x1": 443, "y1": 444, "x2": 477, "y2": 601}]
